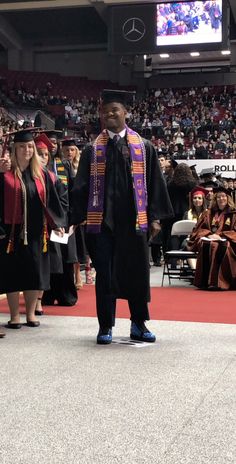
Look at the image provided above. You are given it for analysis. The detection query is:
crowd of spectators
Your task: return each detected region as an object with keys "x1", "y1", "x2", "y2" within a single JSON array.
[{"x1": 1, "y1": 81, "x2": 236, "y2": 159}]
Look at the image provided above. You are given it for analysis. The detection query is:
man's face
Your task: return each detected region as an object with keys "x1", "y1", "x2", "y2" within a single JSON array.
[
  {"x1": 101, "y1": 102, "x2": 127, "y2": 133},
  {"x1": 158, "y1": 156, "x2": 166, "y2": 169},
  {"x1": 206, "y1": 188, "x2": 214, "y2": 201}
]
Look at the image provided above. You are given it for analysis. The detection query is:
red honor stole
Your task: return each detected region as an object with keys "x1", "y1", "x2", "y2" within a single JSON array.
[{"x1": 4, "y1": 170, "x2": 48, "y2": 252}]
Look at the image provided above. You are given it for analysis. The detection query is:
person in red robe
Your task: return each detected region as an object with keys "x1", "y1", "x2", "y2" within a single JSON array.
[{"x1": 188, "y1": 186, "x2": 236, "y2": 290}]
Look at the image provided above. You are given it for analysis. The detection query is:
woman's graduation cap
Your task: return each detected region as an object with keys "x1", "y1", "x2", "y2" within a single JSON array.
[
  {"x1": 8, "y1": 127, "x2": 40, "y2": 143},
  {"x1": 190, "y1": 186, "x2": 209, "y2": 199},
  {"x1": 61, "y1": 138, "x2": 77, "y2": 147},
  {"x1": 1, "y1": 127, "x2": 40, "y2": 157},
  {"x1": 213, "y1": 185, "x2": 230, "y2": 196},
  {"x1": 34, "y1": 133, "x2": 54, "y2": 151}
]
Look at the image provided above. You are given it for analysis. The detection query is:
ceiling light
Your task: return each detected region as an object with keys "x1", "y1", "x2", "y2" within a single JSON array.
[
  {"x1": 221, "y1": 50, "x2": 231, "y2": 55},
  {"x1": 190, "y1": 52, "x2": 200, "y2": 57},
  {"x1": 159, "y1": 54, "x2": 169, "y2": 58}
]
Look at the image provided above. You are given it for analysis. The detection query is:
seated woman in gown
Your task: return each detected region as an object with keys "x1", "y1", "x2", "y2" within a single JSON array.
[
  {"x1": 188, "y1": 186, "x2": 236, "y2": 290},
  {"x1": 183, "y1": 186, "x2": 208, "y2": 222},
  {"x1": 183, "y1": 185, "x2": 208, "y2": 270}
]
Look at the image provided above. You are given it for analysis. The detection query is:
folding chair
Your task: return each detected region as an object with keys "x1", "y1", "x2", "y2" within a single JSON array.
[{"x1": 161, "y1": 220, "x2": 198, "y2": 286}]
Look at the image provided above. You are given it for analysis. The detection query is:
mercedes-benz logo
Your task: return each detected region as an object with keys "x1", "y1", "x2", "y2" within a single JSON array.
[{"x1": 122, "y1": 17, "x2": 146, "y2": 42}]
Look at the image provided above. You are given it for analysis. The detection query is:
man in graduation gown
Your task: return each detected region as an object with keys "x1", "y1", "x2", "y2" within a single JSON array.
[{"x1": 71, "y1": 90, "x2": 173, "y2": 344}]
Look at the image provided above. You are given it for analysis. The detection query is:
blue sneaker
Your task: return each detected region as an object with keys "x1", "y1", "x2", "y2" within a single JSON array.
[
  {"x1": 97, "y1": 327, "x2": 112, "y2": 345},
  {"x1": 130, "y1": 322, "x2": 156, "y2": 343}
]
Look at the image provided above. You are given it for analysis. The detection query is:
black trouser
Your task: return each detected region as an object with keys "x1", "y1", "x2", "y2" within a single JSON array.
[{"x1": 86, "y1": 227, "x2": 149, "y2": 328}]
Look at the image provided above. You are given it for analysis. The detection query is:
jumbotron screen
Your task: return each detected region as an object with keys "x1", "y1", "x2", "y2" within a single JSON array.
[
  {"x1": 109, "y1": 1, "x2": 227, "y2": 54},
  {"x1": 156, "y1": 0, "x2": 223, "y2": 46}
]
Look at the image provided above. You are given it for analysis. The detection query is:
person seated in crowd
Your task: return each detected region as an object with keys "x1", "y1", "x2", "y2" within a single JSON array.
[
  {"x1": 187, "y1": 186, "x2": 236, "y2": 290},
  {"x1": 183, "y1": 185, "x2": 208, "y2": 270},
  {"x1": 184, "y1": 186, "x2": 208, "y2": 222}
]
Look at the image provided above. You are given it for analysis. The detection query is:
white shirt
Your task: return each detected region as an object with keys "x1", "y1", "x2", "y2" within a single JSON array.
[{"x1": 107, "y1": 128, "x2": 126, "y2": 140}]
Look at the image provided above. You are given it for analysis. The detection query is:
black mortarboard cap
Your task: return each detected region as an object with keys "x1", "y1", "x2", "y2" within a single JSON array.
[
  {"x1": 44, "y1": 130, "x2": 63, "y2": 140},
  {"x1": 101, "y1": 89, "x2": 136, "y2": 107},
  {"x1": 224, "y1": 176, "x2": 235, "y2": 181},
  {"x1": 12, "y1": 127, "x2": 39, "y2": 143},
  {"x1": 61, "y1": 138, "x2": 77, "y2": 147},
  {"x1": 199, "y1": 168, "x2": 215, "y2": 178},
  {"x1": 200, "y1": 181, "x2": 218, "y2": 189},
  {"x1": 213, "y1": 185, "x2": 230, "y2": 195}
]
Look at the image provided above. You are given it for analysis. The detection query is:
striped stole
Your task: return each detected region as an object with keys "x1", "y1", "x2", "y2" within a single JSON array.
[
  {"x1": 55, "y1": 158, "x2": 68, "y2": 186},
  {"x1": 87, "y1": 126, "x2": 148, "y2": 233}
]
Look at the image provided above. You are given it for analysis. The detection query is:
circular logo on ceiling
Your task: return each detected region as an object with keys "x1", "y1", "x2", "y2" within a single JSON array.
[{"x1": 122, "y1": 17, "x2": 146, "y2": 42}]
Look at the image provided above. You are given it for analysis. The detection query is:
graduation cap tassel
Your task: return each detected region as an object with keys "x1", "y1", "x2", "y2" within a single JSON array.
[
  {"x1": 6, "y1": 239, "x2": 14, "y2": 254},
  {"x1": 42, "y1": 221, "x2": 47, "y2": 253},
  {"x1": 23, "y1": 231, "x2": 28, "y2": 246},
  {"x1": 19, "y1": 175, "x2": 28, "y2": 246}
]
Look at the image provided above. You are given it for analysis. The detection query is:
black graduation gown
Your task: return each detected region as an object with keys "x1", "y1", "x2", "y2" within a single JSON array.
[
  {"x1": 162, "y1": 179, "x2": 197, "y2": 253},
  {"x1": 48, "y1": 176, "x2": 69, "y2": 273},
  {"x1": 0, "y1": 168, "x2": 66, "y2": 294},
  {"x1": 48, "y1": 158, "x2": 78, "y2": 264},
  {"x1": 71, "y1": 136, "x2": 173, "y2": 302},
  {"x1": 43, "y1": 158, "x2": 78, "y2": 305}
]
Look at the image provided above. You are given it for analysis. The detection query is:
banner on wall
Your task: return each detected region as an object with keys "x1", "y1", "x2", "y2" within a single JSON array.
[{"x1": 177, "y1": 159, "x2": 236, "y2": 178}]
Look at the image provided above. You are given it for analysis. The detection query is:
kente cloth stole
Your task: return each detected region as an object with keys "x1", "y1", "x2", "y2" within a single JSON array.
[
  {"x1": 55, "y1": 158, "x2": 68, "y2": 186},
  {"x1": 87, "y1": 126, "x2": 148, "y2": 233}
]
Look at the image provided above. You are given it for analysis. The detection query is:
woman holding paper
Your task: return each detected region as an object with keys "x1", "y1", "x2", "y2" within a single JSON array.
[
  {"x1": 34, "y1": 133, "x2": 69, "y2": 314},
  {"x1": 0, "y1": 129, "x2": 67, "y2": 328},
  {"x1": 36, "y1": 133, "x2": 78, "y2": 307},
  {"x1": 188, "y1": 186, "x2": 236, "y2": 290}
]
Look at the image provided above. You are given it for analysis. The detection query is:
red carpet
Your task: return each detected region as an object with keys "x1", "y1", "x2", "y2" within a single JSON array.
[{"x1": 0, "y1": 286, "x2": 235, "y2": 324}]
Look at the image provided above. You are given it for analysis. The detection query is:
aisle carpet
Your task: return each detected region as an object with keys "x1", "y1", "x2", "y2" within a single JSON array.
[{"x1": 0, "y1": 286, "x2": 235, "y2": 324}]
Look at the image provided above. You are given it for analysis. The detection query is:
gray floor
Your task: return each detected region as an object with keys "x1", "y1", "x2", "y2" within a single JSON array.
[{"x1": 0, "y1": 266, "x2": 236, "y2": 464}]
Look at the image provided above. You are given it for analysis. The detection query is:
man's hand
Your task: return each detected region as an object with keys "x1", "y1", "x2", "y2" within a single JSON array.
[
  {"x1": 0, "y1": 155, "x2": 11, "y2": 173},
  {"x1": 150, "y1": 221, "x2": 161, "y2": 239}
]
